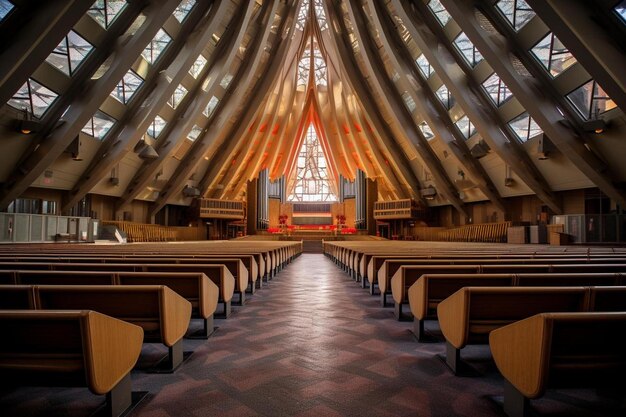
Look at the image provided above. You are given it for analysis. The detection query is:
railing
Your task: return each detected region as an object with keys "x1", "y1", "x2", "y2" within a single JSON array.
[
  {"x1": 436, "y1": 222, "x2": 512, "y2": 243},
  {"x1": 102, "y1": 221, "x2": 204, "y2": 243},
  {"x1": 374, "y1": 199, "x2": 421, "y2": 220},
  {"x1": 199, "y1": 198, "x2": 245, "y2": 219}
]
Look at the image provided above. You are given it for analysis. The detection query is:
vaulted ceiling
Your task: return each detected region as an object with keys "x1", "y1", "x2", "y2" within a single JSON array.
[{"x1": 1, "y1": 0, "x2": 625, "y2": 219}]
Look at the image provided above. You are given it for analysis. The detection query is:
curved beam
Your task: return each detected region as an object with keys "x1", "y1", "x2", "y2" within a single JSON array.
[
  {"x1": 61, "y1": 0, "x2": 218, "y2": 214},
  {"x1": 0, "y1": 0, "x2": 178, "y2": 211},
  {"x1": 335, "y1": 0, "x2": 467, "y2": 216},
  {"x1": 394, "y1": 0, "x2": 562, "y2": 214},
  {"x1": 152, "y1": 0, "x2": 294, "y2": 219},
  {"x1": 368, "y1": 0, "x2": 505, "y2": 212}
]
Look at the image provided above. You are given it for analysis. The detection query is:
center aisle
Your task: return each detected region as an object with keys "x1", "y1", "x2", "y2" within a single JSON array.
[{"x1": 133, "y1": 253, "x2": 500, "y2": 417}]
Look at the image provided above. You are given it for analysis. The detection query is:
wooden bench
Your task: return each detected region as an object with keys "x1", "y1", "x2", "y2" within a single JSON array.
[
  {"x1": 0, "y1": 262, "x2": 235, "y2": 319},
  {"x1": 490, "y1": 312, "x2": 626, "y2": 417},
  {"x1": 33, "y1": 285, "x2": 191, "y2": 372},
  {"x1": 0, "y1": 285, "x2": 35, "y2": 309},
  {"x1": 407, "y1": 273, "x2": 623, "y2": 341},
  {"x1": 377, "y1": 257, "x2": 626, "y2": 295},
  {"x1": 0, "y1": 310, "x2": 144, "y2": 417},
  {"x1": 394, "y1": 264, "x2": 626, "y2": 320},
  {"x1": 437, "y1": 287, "x2": 590, "y2": 374},
  {"x1": 0, "y1": 270, "x2": 218, "y2": 338}
]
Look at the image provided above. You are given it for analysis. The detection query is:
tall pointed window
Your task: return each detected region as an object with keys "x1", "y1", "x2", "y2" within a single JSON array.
[
  {"x1": 312, "y1": 40, "x2": 327, "y2": 86},
  {"x1": 288, "y1": 124, "x2": 337, "y2": 202}
]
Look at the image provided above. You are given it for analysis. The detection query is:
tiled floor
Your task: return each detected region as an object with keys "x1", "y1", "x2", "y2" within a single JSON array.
[{"x1": 2, "y1": 253, "x2": 624, "y2": 417}]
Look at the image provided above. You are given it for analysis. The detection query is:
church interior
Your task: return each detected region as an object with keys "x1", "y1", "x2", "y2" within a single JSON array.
[{"x1": 1, "y1": 0, "x2": 626, "y2": 416}]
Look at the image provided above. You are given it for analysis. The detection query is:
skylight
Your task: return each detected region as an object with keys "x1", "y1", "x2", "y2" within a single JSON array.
[{"x1": 46, "y1": 30, "x2": 93, "y2": 76}]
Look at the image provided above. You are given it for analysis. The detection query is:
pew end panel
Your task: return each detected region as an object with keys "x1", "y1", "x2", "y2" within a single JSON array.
[
  {"x1": 0, "y1": 310, "x2": 144, "y2": 417},
  {"x1": 490, "y1": 312, "x2": 626, "y2": 417}
]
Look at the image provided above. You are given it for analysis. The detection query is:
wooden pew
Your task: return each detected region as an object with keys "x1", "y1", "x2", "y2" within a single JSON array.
[
  {"x1": 377, "y1": 257, "x2": 626, "y2": 295},
  {"x1": 0, "y1": 310, "x2": 144, "y2": 417},
  {"x1": 0, "y1": 270, "x2": 218, "y2": 338},
  {"x1": 437, "y1": 287, "x2": 590, "y2": 374},
  {"x1": 490, "y1": 312, "x2": 626, "y2": 417},
  {"x1": 0, "y1": 285, "x2": 35, "y2": 309},
  {"x1": 407, "y1": 272, "x2": 623, "y2": 341},
  {"x1": 394, "y1": 264, "x2": 626, "y2": 320},
  {"x1": 33, "y1": 285, "x2": 191, "y2": 372},
  {"x1": 0, "y1": 262, "x2": 235, "y2": 319}
]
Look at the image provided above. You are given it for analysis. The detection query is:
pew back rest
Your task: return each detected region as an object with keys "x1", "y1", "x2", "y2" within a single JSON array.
[
  {"x1": 0, "y1": 285, "x2": 35, "y2": 309},
  {"x1": 17, "y1": 271, "x2": 116, "y2": 285},
  {"x1": 515, "y1": 273, "x2": 622, "y2": 287},
  {"x1": 389, "y1": 265, "x2": 482, "y2": 301},
  {"x1": 142, "y1": 264, "x2": 235, "y2": 302},
  {"x1": 34, "y1": 285, "x2": 190, "y2": 347},
  {"x1": 408, "y1": 274, "x2": 515, "y2": 320},
  {"x1": 0, "y1": 310, "x2": 143, "y2": 395},
  {"x1": 490, "y1": 312, "x2": 626, "y2": 398},
  {"x1": 437, "y1": 287, "x2": 589, "y2": 349},
  {"x1": 589, "y1": 286, "x2": 626, "y2": 312},
  {"x1": 117, "y1": 272, "x2": 218, "y2": 319}
]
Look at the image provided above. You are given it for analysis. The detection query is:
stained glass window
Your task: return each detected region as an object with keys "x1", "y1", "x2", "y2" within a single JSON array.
[{"x1": 287, "y1": 124, "x2": 337, "y2": 202}]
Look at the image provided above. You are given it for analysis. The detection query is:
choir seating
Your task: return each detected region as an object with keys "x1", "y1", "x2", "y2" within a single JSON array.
[
  {"x1": 0, "y1": 310, "x2": 144, "y2": 417},
  {"x1": 490, "y1": 312, "x2": 626, "y2": 417}
]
